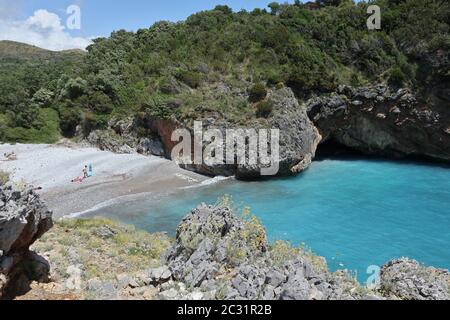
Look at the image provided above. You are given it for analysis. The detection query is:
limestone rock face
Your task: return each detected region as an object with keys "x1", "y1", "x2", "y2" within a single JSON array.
[
  {"x1": 241, "y1": 87, "x2": 321, "y2": 178},
  {"x1": 86, "y1": 117, "x2": 167, "y2": 157},
  {"x1": 0, "y1": 184, "x2": 53, "y2": 299},
  {"x1": 380, "y1": 258, "x2": 450, "y2": 300},
  {"x1": 168, "y1": 87, "x2": 322, "y2": 178},
  {"x1": 307, "y1": 85, "x2": 450, "y2": 162},
  {"x1": 84, "y1": 88, "x2": 321, "y2": 179}
]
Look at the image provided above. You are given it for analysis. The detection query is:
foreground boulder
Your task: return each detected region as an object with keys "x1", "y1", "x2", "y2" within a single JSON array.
[
  {"x1": 0, "y1": 184, "x2": 53, "y2": 299},
  {"x1": 14, "y1": 198, "x2": 450, "y2": 300},
  {"x1": 380, "y1": 258, "x2": 450, "y2": 300},
  {"x1": 165, "y1": 203, "x2": 367, "y2": 300}
]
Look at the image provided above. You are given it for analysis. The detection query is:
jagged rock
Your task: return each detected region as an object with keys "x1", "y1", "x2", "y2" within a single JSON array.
[
  {"x1": 262, "y1": 87, "x2": 321, "y2": 177},
  {"x1": 380, "y1": 258, "x2": 450, "y2": 300},
  {"x1": 65, "y1": 265, "x2": 83, "y2": 290},
  {"x1": 87, "y1": 129, "x2": 136, "y2": 154},
  {"x1": 266, "y1": 269, "x2": 285, "y2": 287},
  {"x1": 94, "y1": 225, "x2": 118, "y2": 239},
  {"x1": 137, "y1": 137, "x2": 165, "y2": 157},
  {"x1": 0, "y1": 184, "x2": 53, "y2": 299},
  {"x1": 165, "y1": 203, "x2": 365, "y2": 300},
  {"x1": 307, "y1": 84, "x2": 450, "y2": 162},
  {"x1": 116, "y1": 273, "x2": 133, "y2": 289},
  {"x1": 86, "y1": 278, "x2": 118, "y2": 300},
  {"x1": 147, "y1": 266, "x2": 172, "y2": 285},
  {"x1": 158, "y1": 288, "x2": 179, "y2": 300}
]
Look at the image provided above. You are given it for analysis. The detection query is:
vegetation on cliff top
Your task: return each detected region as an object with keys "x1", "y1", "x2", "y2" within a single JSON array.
[{"x1": 0, "y1": 0, "x2": 448, "y2": 143}]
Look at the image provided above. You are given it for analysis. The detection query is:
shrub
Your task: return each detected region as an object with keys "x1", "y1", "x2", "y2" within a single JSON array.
[
  {"x1": 82, "y1": 111, "x2": 108, "y2": 136},
  {"x1": 175, "y1": 70, "x2": 202, "y2": 88},
  {"x1": 35, "y1": 218, "x2": 172, "y2": 282},
  {"x1": 31, "y1": 88, "x2": 54, "y2": 108},
  {"x1": 63, "y1": 77, "x2": 88, "y2": 99},
  {"x1": 89, "y1": 91, "x2": 114, "y2": 114},
  {"x1": 270, "y1": 241, "x2": 299, "y2": 267},
  {"x1": 3, "y1": 108, "x2": 60, "y2": 143},
  {"x1": 256, "y1": 100, "x2": 273, "y2": 118},
  {"x1": 242, "y1": 214, "x2": 267, "y2": 252},
  {"x1": 59, "y1": 106, "x2": 81, "y2": 136},
  {"x1": 142, "y1": 94, "x2": 173, "y2": 119},
  {"x1": 248, "y1": 83, "x2": 267, "y2": 102},
  {"x1": 0, "y1": 170, "x2": 9, "y2": 185},
  {"x1": 388, "y1": 67, "x2": 407, "y2": 87}
]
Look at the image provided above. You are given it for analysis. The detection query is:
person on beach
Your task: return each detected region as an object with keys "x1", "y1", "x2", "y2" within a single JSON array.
[
  {"x1": 72, "y1": 165, "x2": 89, "y2": 183},
  {"x1": 71, "y1": 176, "x2": 84, "y2": 183},
  {"x1": 87, "y1": 164, "x2": 93, "y2": 177}
]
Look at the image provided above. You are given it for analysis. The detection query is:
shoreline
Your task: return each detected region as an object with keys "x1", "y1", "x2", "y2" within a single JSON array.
[{"x1": 0, "y1": 143, "x2": 209, "y2": 218}]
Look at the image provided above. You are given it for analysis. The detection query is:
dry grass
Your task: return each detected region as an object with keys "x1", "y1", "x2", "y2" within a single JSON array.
[
  {"x1": 0, "y1": 170, "x2": 9, "y2": 185},
  {"x1": 32, "y1": 218, "x2": 172, "y2": 282}
]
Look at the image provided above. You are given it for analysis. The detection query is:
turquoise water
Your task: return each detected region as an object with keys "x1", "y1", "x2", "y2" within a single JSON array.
[{"x1": 87, "y1": 158, "x2": 450, "y2": 282}]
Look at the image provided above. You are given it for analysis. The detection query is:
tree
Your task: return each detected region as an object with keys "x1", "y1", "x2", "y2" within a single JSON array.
[
  {"x1": 31, "y1": 88, "x2": 54, "y2": 108},
  {"x1": 268, "y1": 2, "x2": 281, "y2": 15},
  {"x1": 214, "y1": 5, "x2": 233, "y2": 14},
  {"x1": 59, "y1": 104, "x2": 81, "y2": 136},
  {"x1": 316, "y1": 0, "x2": 342, "y2": 6},
  {"x1": 89, "y1": 91, "x2": 114, "y2": 114},
  {"x1": 63, "y1": 77, "x2": 88, "y2": 100}
]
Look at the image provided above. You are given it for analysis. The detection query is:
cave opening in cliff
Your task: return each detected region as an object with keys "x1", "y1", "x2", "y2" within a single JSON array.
[{"x1": 314, "y1": 139, "x2": 363, "y2": 160}]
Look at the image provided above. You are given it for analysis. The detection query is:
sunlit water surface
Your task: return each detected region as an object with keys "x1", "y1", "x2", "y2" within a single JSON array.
[{"x1": 86, "y1": 158, "x2": 450, "y2": 282}]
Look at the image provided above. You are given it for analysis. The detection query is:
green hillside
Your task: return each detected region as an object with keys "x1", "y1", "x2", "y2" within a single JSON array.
[{"x1": 0, "y1": 0, "x2": 448, "y2": 143}]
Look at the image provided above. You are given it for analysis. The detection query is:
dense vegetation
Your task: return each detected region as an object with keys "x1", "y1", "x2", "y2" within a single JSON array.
[{"x1": 0, "y1": 0, "x2": 448, "y2": 143}]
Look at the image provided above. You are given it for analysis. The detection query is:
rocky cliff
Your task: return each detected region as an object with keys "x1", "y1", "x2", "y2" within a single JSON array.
[
  {"x1": 307, "y1": 85, "x2": 450, "y2": 162},
  {"x1": 171, "y1": 87, "x2": 321, "y2": 179},
  {"x1": 0, "y1": 184, "x2": 53, "y2": 299},
  {"x1": 85, "y1": 84, "x2": 449, "y2": 179},
  {"x1": 85, "y1": 87, "x2": 321, "y2": 179}
]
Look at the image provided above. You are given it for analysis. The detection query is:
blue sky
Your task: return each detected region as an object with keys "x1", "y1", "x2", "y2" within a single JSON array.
[
  {"x1": 0, "y1": 0, "x2": 301, "y2": 50},
  {"x1": 25, "y1": 0, "x2": 298, "y2": 36}
]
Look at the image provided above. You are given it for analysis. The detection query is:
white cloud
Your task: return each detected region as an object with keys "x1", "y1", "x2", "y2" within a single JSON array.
[{"x1": 0, "y1": 9, "x2": 92, "y2": 51}]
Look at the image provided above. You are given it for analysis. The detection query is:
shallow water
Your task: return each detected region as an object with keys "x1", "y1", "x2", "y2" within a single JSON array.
[{"x1": 86, "y1": 158, "x2": 450, "y2": 282}]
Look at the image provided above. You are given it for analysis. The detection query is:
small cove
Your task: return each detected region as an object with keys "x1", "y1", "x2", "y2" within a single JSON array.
[{"x1": 85, "y1": 157, "x2": 450, "y2": 282}]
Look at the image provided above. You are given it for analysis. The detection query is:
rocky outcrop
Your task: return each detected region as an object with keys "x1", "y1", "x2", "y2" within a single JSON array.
[
  {"x1": 0, "y1": 184, "x2": 53, "y2": 299},
  {"x1": 18, "y1": 200, "x2": 450, "y2": 300},
  {"x1": 159, "y1": 87, "x2": 321, "y2": 178},
  {"x1": 86, "y1": 117, "x2": 166, "y2": 157},
  {"x1": 86, "y1": 84, "x2": 449, "y2": 177},
  {"x1": 85, "y1": 88, "x2": 321, "y2": 179},
  {"x1": 380, "y1": 258, "x2": 450, "y2": 300},
  {"x1": 256, "y1": 87, "x2": 321, "y2": 177},
  {"x1": 307, "y1": 84, "x2": 450, "y2": 162},
  {"x1": 164, "y1": 203, "x2": 369, "y2": 300}
]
